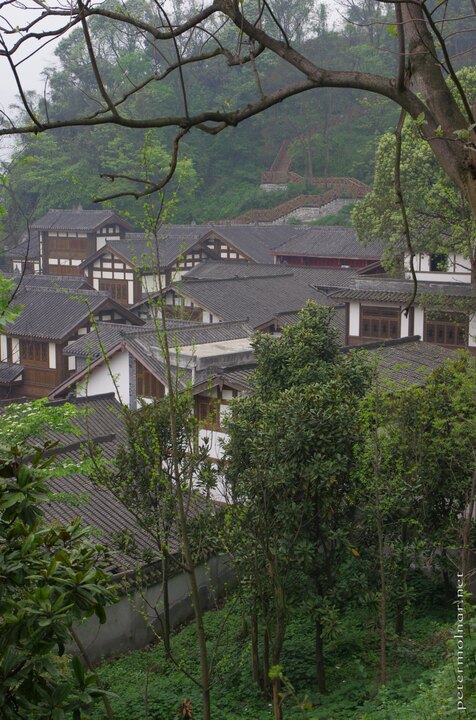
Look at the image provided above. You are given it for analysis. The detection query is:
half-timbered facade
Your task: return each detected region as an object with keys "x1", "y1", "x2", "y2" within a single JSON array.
[
  {"x1": 332, "y1": 276, "x2": 476, "y2": 351},
  {"x1": 1, "y1": 287, "x2": 142, "y2": 398},
  {"x1": 31, "y1": 208, "x2": 132, "y2": 276},
  {"x1": 404, "y1": 251, "x2": 472, "y2": 284},
  {"x1": 80, "y1": 246, "x2": 142, "y2": 306},
  {"x1": 151, "y1": 273, "x2": 340, "y2": 329}
]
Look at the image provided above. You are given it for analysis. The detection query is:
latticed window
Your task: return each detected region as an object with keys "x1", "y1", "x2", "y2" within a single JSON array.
[
  {"x1": 424, "y1": 314, "x2": 467, "y2": 347},
  {"x1": 361, "y1": 306, "x2": 400, "y2": 339},
  {"x1": 20, "y1": 340, "x2": 49, "y2": 365},
  {"x1": 197, "y1": 398, "x2": 219, "y2": 428},
  {"x1": 429, "y1": 254, "x2": 449, "y2": 272},
  {"x1": 136, "y1": 361, "x2": 164, "y2": 399},
  {"x1": 99, "y1": 279, "x2": 129, "y2": 302},
  {"x1": 49, "y1": 236, "x2": 88, "y2": 251}
]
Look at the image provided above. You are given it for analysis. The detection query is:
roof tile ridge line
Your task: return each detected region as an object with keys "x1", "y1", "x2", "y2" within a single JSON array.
[
  {"x1": 26, "y1": 286, "x2": 110, "y2": 297},
  {"x1": 181, "y1": 273, "x2": 294, "y2": 284},
  {"x1": 173, "y1": 319, "x2": 253, "y2": 330},
  {"x1": 186, "y1": 269, "x2": 293, "y2": 282},
  {"x1": 341, "y1": 335, "x2": 422, "y2": 353},
  {"x1": 47, "y1": 392, "x2": 117, "y2": 406}
]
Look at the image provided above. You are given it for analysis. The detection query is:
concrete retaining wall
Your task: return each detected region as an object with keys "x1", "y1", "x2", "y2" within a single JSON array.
[
  {"x1": 271, "y1": 198, "x2": 354, "y2": 224},
  {"x1": 71, "y1": 554, "x2": 234, "y2": 662}
]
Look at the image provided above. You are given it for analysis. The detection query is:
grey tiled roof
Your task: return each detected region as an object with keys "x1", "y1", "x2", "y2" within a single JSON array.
[
  {"x1": 182, "y1": 262, "x2": 290, "y2": 281},
  {"x1": 39, "y1": 394, "x2": 168, "y2": 572},
  {"x1": 104, "y1": 226, "x2": 206, "y2": 269},
  {"x1": 212, "y1": 365, "x2": 256, "y2": 393},
  {"x1": 64, "y1": 320, "x2": 254, "y2": 360},
  {"x1": 31, "y1": 208, "x2": 130, "y2": 232},
  {"x1": 4, "y1": 230, "x2": 40, "y2": 260},
  {"x1": 0, "y1": 361, "x2": 24, "y2": 384},
  {"x1": 290, "y1": 266, "x2": 358, "y2": 288},
  {"x1": 159, "y1": 320, "x2": 254, "y2": 347},
  {"x1": 20, "y1": 274, "x2": 93, "y2": 291},
  {"x1": 353, "y1": 337, "x2": 460, "y2": 387},
  {"x1": 64, "y1": 323, "x2": 126, "y2": 359},
  {"x1": 8, "y1": 287, "x2": 136, "y2": 341},
  {"x1": 176, "y1": 275, "x2": 338, "y2": 328},
  {"x1": 274, "y1": 226, "x2": 383, "y2": 259},
  {"x1": 11, "y1": 393, "x2": 211, "y2": 572},
  {"x1": 332, "y1": 277, "x2": 474, "y2": 306},
  {"x1": 206, "y1": 225, "x2": 301, "y2": 263},
  {"x1": 81, "y1": 225, "x2": 309, "y2": 271},
  {"x1": 0, "y1": 393, "x2": 156, "y2": 572}
]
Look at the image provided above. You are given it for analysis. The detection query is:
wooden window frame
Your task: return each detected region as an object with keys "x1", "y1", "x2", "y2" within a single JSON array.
[
  {"x1": 424, "y1": 313, "x2": 467, "y2": 348},
  {"x1": 136, "y1": 361, "x2": 164, "y2": 399},
  {"x1": 429, "y1": 253, "x2": 449, "y2": 272},
  {"x1": 197, "y1": 397, "x2": 219, "y2": 429},
  {"x1": 99, "y1": 278, "x2": 129, "y2": 303},
  {"x1": 20, "y1": 340, "x2": 49, "y2": 365},
  {"x1": 360, "y1": 305, "x2": 400, "y2": 340}
]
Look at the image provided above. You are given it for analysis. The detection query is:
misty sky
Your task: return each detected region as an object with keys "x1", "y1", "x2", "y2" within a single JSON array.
[{"x1": 0, "y1": 1, "x2": 340, "y2": 157}]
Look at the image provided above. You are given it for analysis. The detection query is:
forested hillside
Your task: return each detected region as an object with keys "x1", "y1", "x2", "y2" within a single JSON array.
[
  {"x1": 1, "y1": 0, "x2": 473, "y2": 239},
  {"x1": 0, "y1": 1, "x2": 403, "y2": 240}
]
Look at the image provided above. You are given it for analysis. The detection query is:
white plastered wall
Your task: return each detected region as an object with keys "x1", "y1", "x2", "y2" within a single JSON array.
[
  {"x1": 469, "y1": 314, "x2": 476, "y2": 348},
  {"x1": 404, "y1": 252, "x2": 471, "y2": 283},
  {"x1": 76, "y1": 351, "x2": 131, "y2": 406},
  {"x1": 349, "y1": 302, "x2": 360, "y2": 337},
  {"x1": 400, "y1": 311, "x2": 409, "y2": 338},
  {"x1": 141, "y1": 274, "x2": 165, "y2": 294},
  {"x1": 414, "y1": 307, "x2": 425, "y2": 338},
  {"x1": 11, "y1": 338, "x2": 20, "y2": 363},
  {"x1": 0, "y1": 335, "x2": 7, "y2": 362},
  {"x1": 48, "y1": 343, "x2": 56, "y2": 369},
  {"x1": 198, "y1": 429, "x2": 227, "y2": 460}
]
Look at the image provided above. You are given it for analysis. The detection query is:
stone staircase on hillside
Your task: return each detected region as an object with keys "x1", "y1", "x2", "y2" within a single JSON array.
[{"x1": 213, "y1": 179, "x2": 369, "y2": 225}]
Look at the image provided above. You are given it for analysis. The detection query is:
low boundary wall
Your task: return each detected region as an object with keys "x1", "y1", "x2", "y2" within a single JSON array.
[{"x1": 71, "y1": 554, "x2": 235, "y2": 663}]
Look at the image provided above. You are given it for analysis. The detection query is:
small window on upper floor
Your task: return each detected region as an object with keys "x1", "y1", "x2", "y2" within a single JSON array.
[{"x1": 429, "y1": 253, "x2": 448, "y2": 272}]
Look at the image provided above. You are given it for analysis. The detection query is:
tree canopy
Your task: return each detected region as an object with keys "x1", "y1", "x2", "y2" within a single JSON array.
[{"x1": 353, "y1": 67, "x2": 476, "y2": 278}]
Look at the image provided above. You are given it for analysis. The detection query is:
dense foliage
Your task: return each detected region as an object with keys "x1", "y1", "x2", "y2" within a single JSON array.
[
  {"x1": 90, "y1": 587, "x2": 474, "y2": 720},
  {"x1": 0, "y1": 445, "x2": 116, "y2": 719},
  {"x1": 353, "y1": 68, "x2": 476, "y2": 275}
]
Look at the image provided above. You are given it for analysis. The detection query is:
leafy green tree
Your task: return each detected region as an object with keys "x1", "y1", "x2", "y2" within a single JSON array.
[
  {"x1": 224, "y1": 303, "x2": 371, "y2": 715},
  {"x1": 0, "y1": 272, "x2": 22, "y2": 332},
  {"x1": 356, "y1": 353, "x2": 476, "y2": 683},
  {"x1": 0, "y1": 443, "x2": 116, "y2": 720},
  {"x1": 353, "y1": 68, "x2": 476, "y2": 281},
  {"x1": 98, "y1": 392, "x2": 214, "y2": 659}
]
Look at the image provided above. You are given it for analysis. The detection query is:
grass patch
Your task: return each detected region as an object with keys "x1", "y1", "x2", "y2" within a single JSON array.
[{"x1": 89, "y1": 590, "x2": 469, "y2": 720}]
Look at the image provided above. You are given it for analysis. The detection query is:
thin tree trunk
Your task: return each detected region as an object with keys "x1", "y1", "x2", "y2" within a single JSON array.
[
  {"x1": 71, "y1": 627, "x2": 114, "y2": 720},
  {"x1": 155, "y1": 238, "x2": 212, "y2": 720},
  {"x1": 272, "y1": 677, "x2": 283, "y2": 720},
  {"x1": 270, "y1": 567, "x2": 286, "y2": 720},
  {"x1": 315, "y1": 618, "x2": 327, "y2": 694},
  {"x1": 395, "y1": 522, "x2": 408, "y2": 637},
  {"x1": 376, "y1": 492, "x2": 387, "y2": 686},
  {"x1": 263, "y1": 625, "x2": 270, "y2": 695},
  {"x1": 251, "y1": 604, "x2": 261, "y2": 688},
  {"x1": 162, "y1": 554, "x2": 171, "y2": 658}
]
